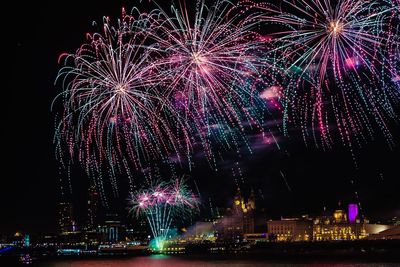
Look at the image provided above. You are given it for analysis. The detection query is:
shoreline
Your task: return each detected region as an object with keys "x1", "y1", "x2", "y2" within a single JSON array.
[{"x1": 2, "y1": 239, "x2": 400, "y2": 265}]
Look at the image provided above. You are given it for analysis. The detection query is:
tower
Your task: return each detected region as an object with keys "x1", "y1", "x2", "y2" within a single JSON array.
[
  {"x1": 348, "y1": 203, "x2": 358, "y2": 223},
  {"x1": 248, "y1": 189, "x2": 256, "y2": 211},
  {"x1": 58, "y1": 202, "x2": 74, "y2": 234},
  {"x1": 243, "y1": 189, "x2": 255, "y2": 234},
  {"x1": 233, "y1": 187, "x2": 243, "y2": 215},
  {"x1": 232, "y1": 187, "x2": 256, "y2": 234},
  {"x1": 87, "y1": 184, "x2": 99, "y2": 230}
]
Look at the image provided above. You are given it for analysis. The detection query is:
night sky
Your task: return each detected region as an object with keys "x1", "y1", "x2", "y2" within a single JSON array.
[{"x1": 3, "y1": 0, "x2": 399, "y2": 235}]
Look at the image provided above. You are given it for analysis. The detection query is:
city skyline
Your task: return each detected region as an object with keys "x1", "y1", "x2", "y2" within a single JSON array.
[{"x1": 3, "y1": 0, "x2": 400, "y2": 237}]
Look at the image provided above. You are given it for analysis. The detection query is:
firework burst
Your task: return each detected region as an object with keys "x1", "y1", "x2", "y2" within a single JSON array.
[
  {"x1": 53, "y1": 10, "x2": 191, "y2": 194},
  {"x1": 261, "y1": 0, "x2": 400, "y2": 148},
  {"x1": 128, "y1": 178, "x2": 199, "y2": 251},
  {"x1": 138, "y1": 0, "x2": 269, "y2": 161},
  {"x1": 53, "y1": 1, "x2": 400, "y2": 201}
]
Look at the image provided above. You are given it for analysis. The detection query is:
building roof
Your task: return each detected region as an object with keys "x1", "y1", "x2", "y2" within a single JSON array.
[{"x1": 367, "y1": 226, "x2": 400, "y2": 240}]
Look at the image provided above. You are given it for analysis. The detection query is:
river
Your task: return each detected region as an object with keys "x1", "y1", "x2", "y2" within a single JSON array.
[{"x1": 33, "y1": 255, "x2": 399, "y2": 267}]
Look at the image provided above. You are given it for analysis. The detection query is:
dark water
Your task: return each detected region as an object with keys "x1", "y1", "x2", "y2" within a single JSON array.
[{"x1": 35, "y1": 255, "x2": 399, "y2": 267}]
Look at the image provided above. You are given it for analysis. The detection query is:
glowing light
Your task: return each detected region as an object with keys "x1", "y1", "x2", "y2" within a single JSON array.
[
  {"x1": 345, "y1": 57, "x2": 360, "y2": 68},
  {"x1": 53, "y1": 9, "x2": 192, "y2": 197},
  {"x1": 348, "y1": 204, "x2": 358, "y2": 223},
  {"x1": 260, "y1": 86, "x2": 282, "y2": 100},
  {"x1": 128, "y1": 178, "x2": 199, "y2": 252},
  {"x1": 329, "y1": 20, "x2": 344, "y2": 35},
  {"x1": 144, "y1": 0, "x2": 268, "y2": 163},
  {"x1": 260, "y1": 0, "x2": 400, "y2": 146}
]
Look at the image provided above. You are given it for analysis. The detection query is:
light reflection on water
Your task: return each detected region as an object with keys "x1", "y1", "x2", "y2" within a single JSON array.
[{"x1": 41, "y1": 255, "x2": 399, "y2": 267}]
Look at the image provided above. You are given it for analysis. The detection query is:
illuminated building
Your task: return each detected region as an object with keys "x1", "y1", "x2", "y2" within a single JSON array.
[
  {"x1": 333, "y1": 209, "x2": 347, "y2": 223},
  {"x1": 11, "y1": 232, "x2": 24, "y2": 247},
  {"x1": 266, "y1": 204, "x2": 374, "y2": 242},
  {"x1": 125, "y1": 218, "x2": 149, "y2": 242},
  {"x1": 86, "y1": 185, "x2": 99, "y2": 230},
  {"x1": 313, "y1": 206, "x2": 367, "y2": 241},
  {"x1": 366, "y1": 226, "x2": 400, "y2": 240},
  {"x1": 243, "y1": 189, "x2": 256, "y2": 234},
  {"x1": 98, "y1": 213, "x2": 125, "y2": 243},
  {"x1": 266, "y1": 203, "x2": 394, "y2": 242},
  {"x1": 243, "y1": 233, "x2": 269, "y2": 243},
  {"x1": 217, "y1": 188, "x2": 256, "y2": 240},
  {"x1": 364, "y1": 224, "x2": 394, "y2": 236},
  {"x1": 348, "y1": 204, "x2": 358, "y2": 223},
  {"x1": 58, "y1": 202, "x2": 76, "y2": 234},
  {"x1": 267, "y1": 216, "x2": 313, "y2": 242}
]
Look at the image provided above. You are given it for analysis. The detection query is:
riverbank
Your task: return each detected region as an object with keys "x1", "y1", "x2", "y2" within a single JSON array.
[{"x1": 1, "y1": 239, "x2": 399, "y2": 266}]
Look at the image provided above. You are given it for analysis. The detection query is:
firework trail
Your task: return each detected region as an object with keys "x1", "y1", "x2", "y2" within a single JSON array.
[
  {"x1": 53, "y1": 0, "x2": 400, "y2": 202},
  {"x1": 53, "y1": 1, "x2": 276, "y2": 195},
  {"x1": 388, "y1": 0, "x2": 400, "y2": 88},
  {"x1": 259, "y1": 0, "x2": 400, "y2": 148},
  {"x1": 53, "y1": 10, "x2": 192, "y2": 195},
  {"x1": 128, "y1": 177, "x2": 199, "y2": 250},
  {"x1": 138, "y1": 0, "x2": 270, "y2": 162}
]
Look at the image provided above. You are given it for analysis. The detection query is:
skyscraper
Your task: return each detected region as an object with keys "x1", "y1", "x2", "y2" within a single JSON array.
[
  {"x1": 58, "y1": 202, "x2": 75, "y2": 234},
  {"x1": 87, "y1": 185, "x2": 99, "y2": 230}
]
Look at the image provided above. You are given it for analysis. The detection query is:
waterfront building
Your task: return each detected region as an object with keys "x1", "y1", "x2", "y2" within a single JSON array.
[
  {"x1": 125, "y1": 218, "x2": 149, "y2": 242},
  {"x1": 364, "y1": 224, "x2": 394, "y2": 236},
  {"x1": 366, "y1": 226, "x2": 400, "y2": 240},
  {"x1": 243, "y1": 233, "x2": 269, "y2": 243},
  {"x1": 36, "y1": 235, "x2": 58, "y2": 247},
  {"x1": 58, "y1": 202, "x2": 76, "y2": 234},
  {"x1": 313, "y1": 205, "x2": 367, "y2": 241},
  {"x1": 59, "y1": 231, "x2": 84, "y2": 247},
  {"x1": 243, "y1": 189, "x2": 256, "y2": 234},
  {"x1": 10, "y1": 232, "x2": 24, "y2": 247},
  {"x1": 86, "y1": 185, "x2": 99, "y2": 230},
  {"x1": 216, "y1": 188, "x2": 256, "y2": 241},
  {"x1": 265, "y1": 204, "x2": 385, "y2": 242},
  {"x1": 83, "y1": 229, "x2": 101, "y2": 246},
  {"x1": 313, "y1": 218, "x2": 366, "y2": 241},
  {"x1": 267, "y1": 216, "x2": 313, "y2": 242},
  {"x1": 98, "y1": 213, "x2": 125, "y2": 243}
]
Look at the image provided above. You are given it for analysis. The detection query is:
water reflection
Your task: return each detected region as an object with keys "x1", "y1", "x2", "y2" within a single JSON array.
[
  {"x1": 42, "y1": 256, "x2": 399, "y2": 267},
  {"x1": 19, "y1": 254, "x2": 33, "y2": 265}
]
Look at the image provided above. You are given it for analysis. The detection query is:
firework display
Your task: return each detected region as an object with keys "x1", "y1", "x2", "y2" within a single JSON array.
[
  {"x1": 389, "y1": 1, "x2": 400, "y2": 89},
  {"x1": 140, "y1": 0, "x2": 269, "y2": 161},
  {"x1": 54, "y1": 10, "x2": 191, "y2": 194},
  {"x1": 53, "y1": 0, "x2": 271, "y2": 192},
  {"x1": 46, "y1": 0, "x2": 400, "y2": 257},
  {"x1": 260, "y1": 0, "x2": 400, "y2": 147},
  {"x1": 128, "y1": 178, "x2": 199, "y2": 250},
  {"x1": 53, "y1": 0, "x2": 400, "y2": 195}
]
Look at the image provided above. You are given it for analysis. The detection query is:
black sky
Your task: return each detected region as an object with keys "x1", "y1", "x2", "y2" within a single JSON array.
[{"x1": 2, "y1": 0, "x2": 399, "y2": 235}]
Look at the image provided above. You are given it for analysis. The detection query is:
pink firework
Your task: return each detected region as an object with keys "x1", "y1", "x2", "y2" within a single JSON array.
[
  {"x1": 141, "y1": 0, "x2": 268, "y2": 160},
  {"x1": 128, "y1": 177, "x2": 199, "y2": 247},
  {"x1": 259, "y1": 0, "x2": 400, "y2": 147},
  {"x1": 54, "y1": 10, "x2": 191, "y2": 190}
]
